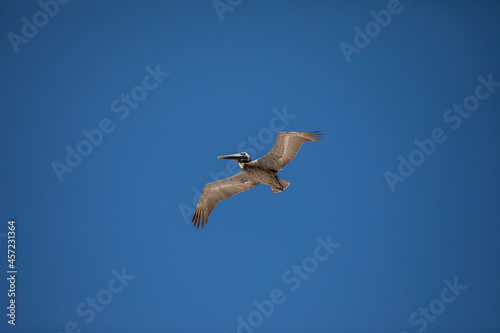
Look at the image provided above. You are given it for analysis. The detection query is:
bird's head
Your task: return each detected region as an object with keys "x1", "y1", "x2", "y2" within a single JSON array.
[{"x1": 218, "y1": 152, "x2": 252, "y2": 163}]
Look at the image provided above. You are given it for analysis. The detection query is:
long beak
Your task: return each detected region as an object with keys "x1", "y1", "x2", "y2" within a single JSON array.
[{"x1": 218, "y1": 153, "x2": 241, "y2": 160}]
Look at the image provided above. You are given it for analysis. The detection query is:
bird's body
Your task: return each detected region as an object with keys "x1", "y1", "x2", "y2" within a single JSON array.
[
  {"x1": 192, "y1": 131, "x2": 323, "y2": 228},
  {"x1": 239, "y1": 162, "x2": 290, "y2": 193}
]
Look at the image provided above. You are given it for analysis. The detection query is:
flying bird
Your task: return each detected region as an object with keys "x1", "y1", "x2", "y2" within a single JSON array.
[{"x1": 192, "y1": 131, "x2": 323, "y2": 229}]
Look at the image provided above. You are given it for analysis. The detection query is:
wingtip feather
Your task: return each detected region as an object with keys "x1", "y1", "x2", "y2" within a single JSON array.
[{"x1": 306, "y1": 131, "x2": 324, "y2": 141}]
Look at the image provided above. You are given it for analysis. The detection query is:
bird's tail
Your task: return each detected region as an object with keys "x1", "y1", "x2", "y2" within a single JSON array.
[{"x1": 272, "y1": 180, "x2": 290, "y2": 193}]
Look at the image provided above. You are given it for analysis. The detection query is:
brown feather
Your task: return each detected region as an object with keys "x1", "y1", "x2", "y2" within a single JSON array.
[
  {"x1": 192, "y1": 172, "x2": 259, "y2": 228},
  {"x1": 255, "y1": 131, "x2": 323, "y2": 172}
]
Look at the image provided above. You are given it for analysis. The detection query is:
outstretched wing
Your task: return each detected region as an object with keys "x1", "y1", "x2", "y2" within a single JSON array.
[
  {"x1": 192, "y1": 172, "x2": 259, "y2": 229},
  {"x1": 255, "y1": 131, "x2": 323, "y2": 172}
]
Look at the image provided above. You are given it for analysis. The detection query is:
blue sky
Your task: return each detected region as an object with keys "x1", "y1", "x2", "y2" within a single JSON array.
[{"x1": 1, "y1": 1, "x2": 500, "y2": 332}]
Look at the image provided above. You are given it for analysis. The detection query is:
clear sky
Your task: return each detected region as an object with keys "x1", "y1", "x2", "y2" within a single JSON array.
[{"x1": 1, "y1": 1, "x2": 500, "y2": 332}]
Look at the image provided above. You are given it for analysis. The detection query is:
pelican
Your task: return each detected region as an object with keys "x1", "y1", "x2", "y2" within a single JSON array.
[{"x1": 192, "y1": 131, "x2": 323, "y2": 228}]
